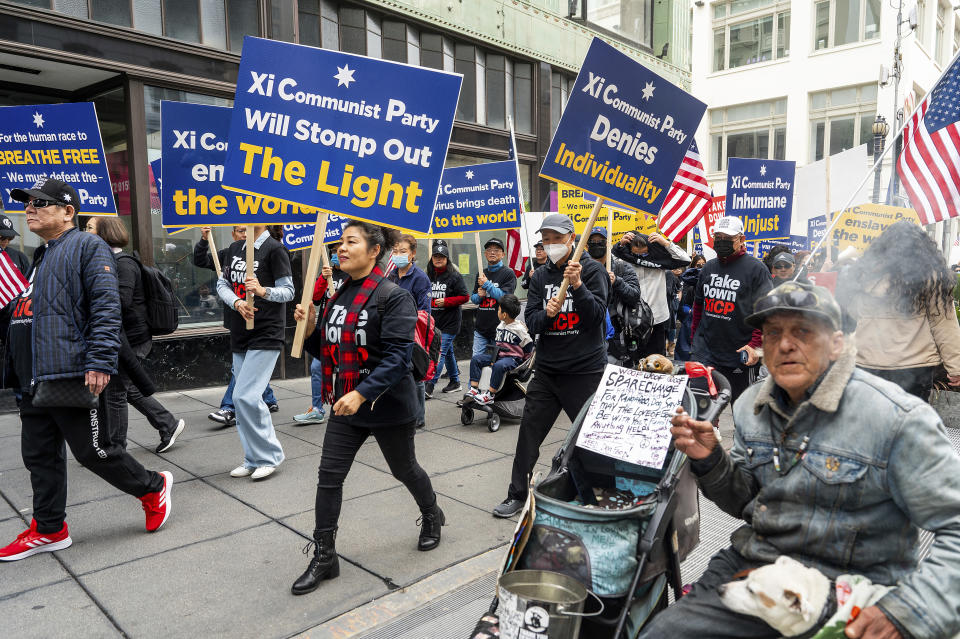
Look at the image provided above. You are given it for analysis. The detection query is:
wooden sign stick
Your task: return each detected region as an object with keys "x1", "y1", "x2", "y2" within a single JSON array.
[
  {"x1": 208, "y1": 233, "x2": 222, "y2": 279},
  {"x1": 605, "y1": 207, "x2": 613, "y2": 271},
  {"x1": 291, "y1": 210, "x2": 329, "y2": 358},
  {"x1": 245, "y1": 224, "x2": 255, "y2": 330},
  {"x1": 556, "y1": 197, "x2": 604, "y2": 301},
  {"x1": 474, "y1": 232, "x2": 484, "y2": 275}
]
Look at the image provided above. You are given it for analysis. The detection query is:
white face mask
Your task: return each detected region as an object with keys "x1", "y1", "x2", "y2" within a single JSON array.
[{"x1": 543, "y1": 242, "x2": 570, "y2": 264}]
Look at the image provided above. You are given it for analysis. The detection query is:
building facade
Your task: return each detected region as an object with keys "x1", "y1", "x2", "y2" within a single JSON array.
[
  {"x1": 0, "y1": 0, "x2": 691, "y2": 389},
  {"x1": 691, "y1": 0, "x2": 960, "y2": 251}
]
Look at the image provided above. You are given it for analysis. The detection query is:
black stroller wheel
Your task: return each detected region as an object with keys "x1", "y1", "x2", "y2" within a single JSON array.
[
  {"x1": 487, "y1": 413, "x2": 500, "y2": 432},
  {"x1": 461, "y1": 408, "x2": 474, "y2": 425}
]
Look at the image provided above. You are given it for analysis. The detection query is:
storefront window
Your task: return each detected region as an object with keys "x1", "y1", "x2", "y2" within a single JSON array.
[{"x1": 144, "y1": 86, "x2": 234, "y2": 328}]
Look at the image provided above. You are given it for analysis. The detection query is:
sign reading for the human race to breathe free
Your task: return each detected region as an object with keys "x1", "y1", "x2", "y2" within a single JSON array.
[
  {"x1": 576, "y1": 364, "x2": 688, "y2": 470},
  {"x1": 220, "y1": 36, "x2": 462, "y2": 234}
]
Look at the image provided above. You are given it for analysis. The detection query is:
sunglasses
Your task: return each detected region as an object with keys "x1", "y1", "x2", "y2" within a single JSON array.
[
  {"x1": 772, "y1": 263, "x2": 793, "y2": 270},
  {"x1": 25, "y1": 198, "x2": 62, "y2": 209},
  {"x1": 754, "y1": 288, "x2": 818, "y2": 314}
]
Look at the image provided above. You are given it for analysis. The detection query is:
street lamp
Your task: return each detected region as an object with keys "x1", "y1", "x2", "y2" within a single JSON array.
[{"x1": 872, "y1": 115, "x2": 890, "y2": 203}]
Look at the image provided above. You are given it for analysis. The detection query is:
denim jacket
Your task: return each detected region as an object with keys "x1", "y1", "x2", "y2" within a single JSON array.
[{"x1": 695, "y1": 344, "x2": 960, "y2": 638}]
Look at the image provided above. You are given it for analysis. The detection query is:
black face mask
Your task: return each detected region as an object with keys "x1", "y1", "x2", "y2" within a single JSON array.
[
  {"x1": 714, "y1": 238, "x2": 735, "y2": 258},
  {"x1": 587, "y1": 243, "x2": 606, "y2": 259}
]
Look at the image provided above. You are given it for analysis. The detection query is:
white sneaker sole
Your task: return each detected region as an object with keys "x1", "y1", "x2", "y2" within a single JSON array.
[
  {"x1": 151, "y1": 471, "x2": 173, "y2": 533},
  {"x1": 0, "y1": 536, "x2": 73, "y2": 561},
  {"x1": 251, "y1": 466, "x2": 277, "y2": 481},
  {"x1": 230, "y1": 467, "x2": 254, "y2": 477},
  {"x1": 157, "y1": 420, "x2": 186, "y2": 453}
]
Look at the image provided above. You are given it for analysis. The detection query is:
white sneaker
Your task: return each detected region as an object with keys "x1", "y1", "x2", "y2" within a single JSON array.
[
  {"x1": 476, "y1": 391, "x2": 495, "y2": 406},
  {"x1": 465, "y1": 387, "x2": 480, "y2": 399},
  {"x1": 230, "y1": 466, "x2": 254, "y2": 478},
  {"x1": 251, "y1": 466, "x2": 277, "y2": 481}
]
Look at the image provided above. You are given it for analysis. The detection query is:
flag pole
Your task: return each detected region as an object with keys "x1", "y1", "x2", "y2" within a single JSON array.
[
  {"x1": 799, "y1": 46, "x2": 960, "y2": 277},
  {"x1": 508, "y1": 117, "x2": 535, "y2": 266}
]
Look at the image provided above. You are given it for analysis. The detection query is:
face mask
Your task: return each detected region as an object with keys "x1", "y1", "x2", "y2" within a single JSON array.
[
  {"x1": 391, "y1": 254, "x2": 409, "y2": 269},
  {"x1": 544, "y1": 243, "x2": 570, "y2": 264},
  {"x1": 714, "y1": 238, "x2": 735, "y2": 258},
  {"x1": 587, "y1": 243, "x2": 606, "y2": 259},
  {"x1": 330, "y1": 254, "x2": 339, "y2": 266}
]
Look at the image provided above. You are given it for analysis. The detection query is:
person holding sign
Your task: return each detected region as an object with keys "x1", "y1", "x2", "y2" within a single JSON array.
[
  {"x1": 470, "y1": 238, "x2": 517, "y2": 358},
  {"x1": 216, "y1": 226, "x2": 293, "y2": 481},
  {"x1": 519, "y1": 240, "x2": 547, "y2": 290},
  {"x1": 613, "y1": 230, "x2": 691, "y2": 357},
  {"x1": 426, "y1": 241, "x2": 469, "y2": 397},
  {"x1": 0, "y1": 178, "x2": 172, "y2": 561},
  {"x1": 290, "y1": 221, "x2": 445, "y2": 596},
  {"x1": 493, "y1": 214, "x2": 609, "y2": 518},
  {"x1": 195, "y1": 226, "x2": 281, "y2": 426},
  {"x1": 651, "y1": 282, "x2": 960, "y2": 639},
  {"x1": 690, "y1": 217, "x2": 772, "y2": 403}
]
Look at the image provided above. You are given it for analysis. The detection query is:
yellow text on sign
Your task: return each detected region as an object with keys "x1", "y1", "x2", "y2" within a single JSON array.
[{"x1": 556, "y1": 183, "x2": 653, "y2": 242}]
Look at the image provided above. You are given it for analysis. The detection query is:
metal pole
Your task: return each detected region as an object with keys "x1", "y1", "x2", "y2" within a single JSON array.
[
  {"x1": 892, "y1": 0, "x2": 904, "y2": 202},
  {"x1": 872, "y1": 120, "x2": 886, "y2": 204}
]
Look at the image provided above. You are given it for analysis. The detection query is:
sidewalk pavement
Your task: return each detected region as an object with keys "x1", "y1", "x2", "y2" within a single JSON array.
[{"x1": 1, "y1": 363, "x2": 622, "y2": 639}]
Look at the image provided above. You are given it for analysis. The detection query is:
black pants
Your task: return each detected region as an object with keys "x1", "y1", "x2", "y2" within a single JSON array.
[
  {"x1": 20, "y1": 392, "x2": 164, "y2": 534},
  {"x1": 314, "y1": 418, "x2": 435, "y2": 532},
  {"x1": 639, "y1": 320, "x2": 668, "y2": 358},
  {"x1": 507, "y1": 369, "x2": 604, "y2": 501},
  {"x1": 709, "y1": 363, "x2": 758, "y2": 405},
  {"x1": 862, "y1": 365, "x2": 936, "y2": 401},
  {"x1": 104, "y1": 341, "x2": 176, "y2": 447}
]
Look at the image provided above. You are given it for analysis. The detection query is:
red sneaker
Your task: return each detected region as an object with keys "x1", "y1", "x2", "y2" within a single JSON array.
[
  {"x1": 141, "y1": 471, "x2": 173, "y2": 533},
  {"x1": 0, "y1": 519, "x2": 72, "y2": 561}
]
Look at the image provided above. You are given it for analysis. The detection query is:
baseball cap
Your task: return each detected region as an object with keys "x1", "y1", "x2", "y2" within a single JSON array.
[
  {"x1": 538, "y1": 213, "x2": 575, "y2": 235},
  {"x1": 0, "y1": 214, "x2": 18, "y2": 238},
  {"x1": 533, "y1": 239, "x2": 544, "y2": 248},
  {"x1": 746, "y1": 281, "x2": 842, "y2": 331},
  {"x1": 772, "y1": 252, "x2": 795, "y2": 266},
  {"x1": 713, "y1": 216, "x2": 744, "y2": 236},
  {"x1": 484, "y1": 237, "x2": 505, "y2": 251},
  {"x1": 432, "y1": 241, "x2": 450, "y2": 258},
  {"x1": 588, "y1": 227, "x2": 608, "y2": 240},
  {"x1": 11, "y1": 177, "x2": 81, "y2": 213}
]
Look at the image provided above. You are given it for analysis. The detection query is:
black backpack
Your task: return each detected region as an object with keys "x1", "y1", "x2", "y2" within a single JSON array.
[
  {"x1": 121, "y1": 254, "x2": 179, "y2": 336},
  {"x1": 375, "y1": 280, "x2": 441, "y2": 381}
]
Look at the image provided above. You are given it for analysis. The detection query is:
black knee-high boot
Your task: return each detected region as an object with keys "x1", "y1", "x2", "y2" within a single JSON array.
[
  {"x1": 417, "y1": 497, "x2": 445, "y2": 552},
  {"x1": 291, "y1": 528, "x2": 339, "y2": 595}
]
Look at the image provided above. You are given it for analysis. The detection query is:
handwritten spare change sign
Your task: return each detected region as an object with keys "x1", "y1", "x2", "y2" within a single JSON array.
[
  {"x1": 576, "y1": 364, "x2": 687, "y2": 470},
  {"x1": 221, "y1": 36, "x2": 461, "y2": 234},
  {"x1": 540, "y1": 37, "x2": 706, "y2": 216},
  {"x1": 0, "y1": 103, "x2": 117, "y2": 214},
  {"x1": 432, "y1": 161, "x2": 521, "y2": 233}
]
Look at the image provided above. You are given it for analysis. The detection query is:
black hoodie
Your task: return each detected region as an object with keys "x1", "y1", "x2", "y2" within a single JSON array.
[{"x1": 525, "y1": 251, "x2": 609, "y2": 375}]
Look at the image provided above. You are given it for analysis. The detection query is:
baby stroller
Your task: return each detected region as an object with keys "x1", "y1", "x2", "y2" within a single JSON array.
[
  {"x1": 479, "y1": 363, "x2": 731, "y2": 639},
  {"x1": 459, "y1": 349, "x2": 536, "y2": 433}
]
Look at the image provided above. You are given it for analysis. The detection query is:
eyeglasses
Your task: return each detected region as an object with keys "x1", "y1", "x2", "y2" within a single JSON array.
[
  {"x1": 754, "y1": 288, "x2": 818, "y2": 314},
  {"x1": 772, "y1": 264, "x2": 793, "y2": 270},
  {"x1": 26, "y1": 198, "x2": 62, "y2": 209}
]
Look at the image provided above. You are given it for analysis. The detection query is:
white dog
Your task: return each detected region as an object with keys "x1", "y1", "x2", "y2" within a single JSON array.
[{"x1": 719, "y1": 556, "x2": 894, "y2": 638}]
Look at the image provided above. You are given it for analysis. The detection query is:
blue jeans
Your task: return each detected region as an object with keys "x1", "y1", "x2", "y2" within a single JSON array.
[
  {"x1": 472, "y1": 331, "x2": 495, "y2": 358},
  {"x1": 309, "y1": 356, "x2": 326, "y2": 413},
  {"x1": 221, "y1": 368, "x2": 277, "y2": 410},
  {"x1": 470, "y1": 354, "x2": 520, "y2": 391},
  {"x1": 232, "y1": 350, "x2": 285, "y2": 468},
  {"x1": 430, "y1": 332, "x2": 460, "y2": 384}
]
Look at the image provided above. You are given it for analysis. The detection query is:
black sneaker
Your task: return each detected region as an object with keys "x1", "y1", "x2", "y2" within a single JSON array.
[
  {"x1": 424, "y1": 382, "x2": 435, "y2": 399},
  {"x1": 441, "y1": 380, "x2": 462, "y2": 394},
  {"x1": 156, "y1": 419, "x2": 186, "y2": 454},
  {"x1": 268, "y1": 403, "x2": 279, "y2": 413},
  {"x1": 208, "y1": 409, "x2": 235, "y2": 426},
  {"x1": 492, "y1": 498, "x2": 524, "y2": 518}
]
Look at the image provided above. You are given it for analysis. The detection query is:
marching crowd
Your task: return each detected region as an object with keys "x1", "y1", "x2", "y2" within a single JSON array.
[{"x1": 2, "y1": 176, "x2": 960, "y2": 637}]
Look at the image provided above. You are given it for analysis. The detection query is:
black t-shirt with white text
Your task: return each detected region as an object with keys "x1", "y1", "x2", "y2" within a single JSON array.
[
  {"x1": 430, "y1": 267, "x2": 468, "y2": 335},
  {"x1": 473, "y1": 265, "x2": 517, "y2": 339},
  {"x1": 692, "y1": 254, "x2": 772, "y2": 368},
  {"x1": 8, "y1": 261, "x2": 37, "y2": 393},
  {"x1": 224, "y1": 236, "x2": 292, "y2": 352}
]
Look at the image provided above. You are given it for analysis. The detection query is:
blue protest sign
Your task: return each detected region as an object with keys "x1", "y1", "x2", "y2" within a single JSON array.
[
  {"x1": 282, "y1": 214, "x2": 347, "y2": 252},
  {"x1": 756, "y1": 235, "x2": 809, "y2": 257},
  {"x1": 725, "y1": 158, "x2": 794, "y2": 241},
  {"x1": 221, "y1": 36, "x2": 461, "y2": 234},
  {"x1": 151, "y1": 158, "x2": 162, "y2": 200},
  {"x1": 432, "y1": 161, "x2": 521, "y2": 233},
  {"x1": 0, "y1": 103, "x2": 117, "y2": 214},
  {"x1": 540, "y1": 38, "x2": 706, "y2": 216},
  {"x1": 807, "y1": 214, "x2": 828, "y2": 248},
  {"x1": 162, "y1": 101, "x2": 336, "y2": 227}
]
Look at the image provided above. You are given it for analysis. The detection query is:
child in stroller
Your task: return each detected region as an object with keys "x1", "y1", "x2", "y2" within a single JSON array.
[{"x1": 460, "y1": 295, "x2": 535, "y2": 432}]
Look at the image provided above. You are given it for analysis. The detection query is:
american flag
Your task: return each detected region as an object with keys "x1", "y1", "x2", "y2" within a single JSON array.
[
  {"x1": 0, "y1": 250, "x2": 27, "y2": 307},
  {"x1": 657, "y1": 140, "x2": 711, "y2": 242},
  {"x1": 505, "y1": 119, "x2": 527, "y2": 275},
  {"x1": 897, "y1": 54, "x2": 960, "y2": 225}
]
